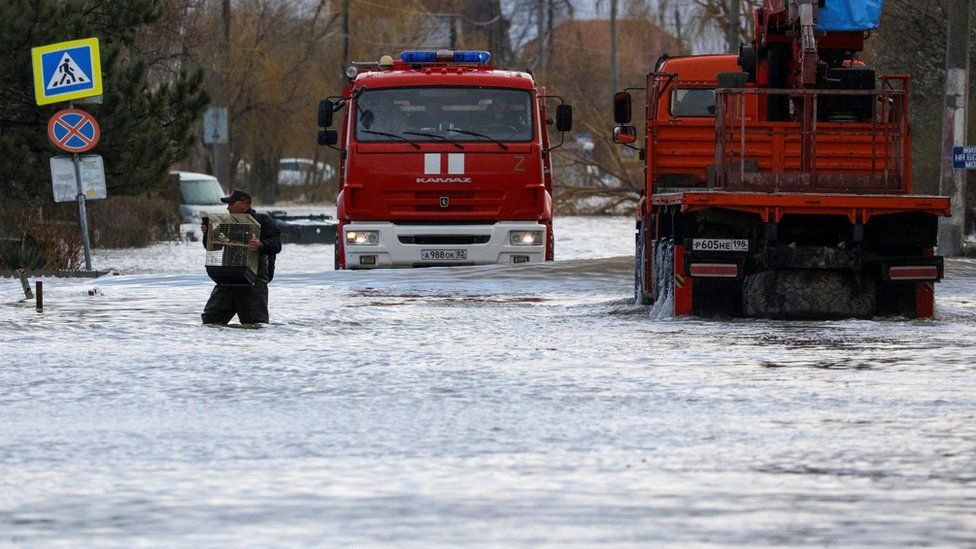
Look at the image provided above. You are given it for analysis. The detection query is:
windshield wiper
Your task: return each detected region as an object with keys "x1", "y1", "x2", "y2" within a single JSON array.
[
  {"x1": 402, "y1": 131, "x2": 464, "y2": 149},
  {"x1": 360, "y1": 130, "x2": 420, "y2": 149},
  {"x1": 445, "y1": 128, "x2": 508, "y2": 150}
]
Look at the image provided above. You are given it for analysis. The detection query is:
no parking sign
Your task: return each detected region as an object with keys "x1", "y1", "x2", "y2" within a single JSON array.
[{"x1": 47, "y1": 108, "x2": 100, "y2": 153}]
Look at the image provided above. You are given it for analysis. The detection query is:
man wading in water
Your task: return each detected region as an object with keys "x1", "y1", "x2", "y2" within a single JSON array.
[{"x1": 201, "y1": 189, "x2": 281, "y2": 325}]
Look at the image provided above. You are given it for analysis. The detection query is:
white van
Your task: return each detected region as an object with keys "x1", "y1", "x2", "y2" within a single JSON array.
[
  {"x1": 278, "y1": 158, "x2": 334, "y2": 187},
  {"x1": 170, "y1": 171, "x2": 228, "y2": 223}
]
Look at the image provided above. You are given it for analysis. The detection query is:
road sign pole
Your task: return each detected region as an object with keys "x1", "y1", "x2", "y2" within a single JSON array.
[
  {"x1": 72, "y1": 151, "x2": 93, "y2": 271},
  {"x1": 66, "y1": 101, "x2": 93, "y2": 271}
]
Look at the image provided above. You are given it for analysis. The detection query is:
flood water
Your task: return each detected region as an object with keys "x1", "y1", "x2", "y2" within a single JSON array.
[{"x1": 2, "y1": 214, "x2": 975, "y2": 546}]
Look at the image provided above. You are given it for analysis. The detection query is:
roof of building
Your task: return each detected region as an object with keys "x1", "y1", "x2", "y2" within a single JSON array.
[{"x1": 525, "y1": 18, "x2": 687, "y2": 74}]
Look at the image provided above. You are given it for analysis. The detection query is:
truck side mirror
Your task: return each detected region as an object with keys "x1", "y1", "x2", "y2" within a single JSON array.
[
  {"x1": 613, "y1": 92, "x2": 632, "y2": 124},
  {"x1": 318, "y1": 100, "x2": 334, "y2": 128},
  {"x1": 555, "y1": 104, "x2": 573, "y2": 132},
  {"x1": 612, "y1": 125, "x2": 637, "y2": 145},
  {"x1": 318, "y1": 129, "x2": 338, "y2": 147}
]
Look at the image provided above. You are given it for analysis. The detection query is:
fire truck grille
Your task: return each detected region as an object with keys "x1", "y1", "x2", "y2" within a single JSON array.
[
  {"x1": 384, "y1": 191, "x2": 504, "y2": 215},
  {"x1": 398, "y1": 235, "x2": 491, "y2": 245}
]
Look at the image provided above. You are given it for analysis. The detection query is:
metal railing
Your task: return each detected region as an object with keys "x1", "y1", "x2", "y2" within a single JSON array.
[{"x1": 712, "y1": 76, "x2": 910, "y2": 194}]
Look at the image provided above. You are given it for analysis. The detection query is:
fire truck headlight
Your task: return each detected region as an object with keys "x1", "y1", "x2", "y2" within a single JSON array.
[
  {"x1": 510, "y1": 230, "x2": 544, "y2": 246},
  {"x1": 346, "y1": 230, "x2": 379, "y2": 246},
  {"x1": 345, "y1": 65, "x2": 359, "y2": 79}
]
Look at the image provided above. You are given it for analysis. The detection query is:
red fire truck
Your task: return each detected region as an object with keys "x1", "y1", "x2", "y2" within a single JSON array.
[
  {"x1": 612, "y1": 0, "x2": 951, "y2": 319},
  {"x1": 317, "y1": 50, "x2": 572, "y2": 269}
]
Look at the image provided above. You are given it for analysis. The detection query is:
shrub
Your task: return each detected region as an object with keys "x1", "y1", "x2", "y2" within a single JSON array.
[
  {"x1": 0, "y1": 205, "x2": 82, "y2": 271},
  {"x1": 88, "y1": 196, "x2": 181, "y2": 248},
  {"x1": 0, "y1": 195, "x2": 180, "y2": 270},
  {"x1": 0, "y1": 236, "x2": 46, "y2": 270}
]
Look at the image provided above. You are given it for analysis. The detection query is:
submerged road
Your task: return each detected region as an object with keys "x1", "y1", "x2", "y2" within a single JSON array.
[{"x1": 2, "y1": 216, "x2": 974, "y2": 546}]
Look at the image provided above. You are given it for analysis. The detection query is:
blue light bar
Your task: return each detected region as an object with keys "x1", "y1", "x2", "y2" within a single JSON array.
[
  {"x1": 453, "y1": 51, "x2": 490, "y2": 64},
  {"x1": 399, "y1": 50, "x2": 491, "y2": 65},
  {"x1": 400, "y1": 51, "x2": 438, "y2": 64}
]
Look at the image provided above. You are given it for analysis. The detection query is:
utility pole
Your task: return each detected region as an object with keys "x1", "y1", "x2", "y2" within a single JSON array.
[
  {"x1": 727, "y1": 0, "x2": 742, "y2": 54},
  {"x1": 675, "y1": 8, "x2": 684, "y2": 51},
  {"x1": 537, "y1": 0, "x2": 546, "y2": 74},
  {"x1": 547, "y1": 0, "x2": 554, "y2": 66},
  {"x1": 450, "y1": 14, "x2": 458, "y2": 49},
  {"x1": 489, "y1": 0, "x2": 501, "y2": 58},
  {"x1": 938, "y1": 0, "x2": 972, "y2": 256},
  {"x1": 610, "y1": 0, "x2": 618, "y2": 93},
  {"x1": 218, "y1": 0, "x2": 230, "y2": 187},
  {"x1": 342, "y1": 0, "x2": 350, "y2": 70},
  {"x1": 485, "y1": 0, "x2": 502, "y2": 64}
]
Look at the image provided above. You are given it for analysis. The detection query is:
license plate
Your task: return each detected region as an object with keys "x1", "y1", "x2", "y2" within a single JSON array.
[
  {"x1": 422, "y1": 249, "x2": 467, "y2": 261},
  {"x1": 692, "y1": 239, "x2": 749, "y2": 252}
]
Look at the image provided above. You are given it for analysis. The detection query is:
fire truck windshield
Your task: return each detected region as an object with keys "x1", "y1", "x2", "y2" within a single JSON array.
[{"x1": 355, "y1": 87, "x2": 533, "y2": 143}]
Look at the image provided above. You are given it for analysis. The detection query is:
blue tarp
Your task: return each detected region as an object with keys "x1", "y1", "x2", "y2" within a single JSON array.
[{"x1": 817, "y1": 0, "x2": 883, "y2": 32}]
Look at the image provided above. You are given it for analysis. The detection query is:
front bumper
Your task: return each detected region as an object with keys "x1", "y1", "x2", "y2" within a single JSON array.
[{"x1": 343, "y1": 221, "x2": 547, "y2": 268}]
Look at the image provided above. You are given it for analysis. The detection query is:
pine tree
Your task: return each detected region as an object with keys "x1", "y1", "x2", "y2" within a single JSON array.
[{"x1": 0, "y1": 0, "x2": 209, "y2": 202}]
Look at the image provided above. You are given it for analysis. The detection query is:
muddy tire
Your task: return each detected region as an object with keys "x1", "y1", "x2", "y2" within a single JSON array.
[
  {"x1": 334, "y1": 242, "x2": 341, "y2": 270},
  {"x1": 742, "y1": 269, "x2": 877, "y2": 320}
]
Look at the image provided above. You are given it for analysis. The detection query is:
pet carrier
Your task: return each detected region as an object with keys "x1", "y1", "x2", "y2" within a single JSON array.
[{"x1": 204, "y1": 213, "x2": 261, "y2": 285}]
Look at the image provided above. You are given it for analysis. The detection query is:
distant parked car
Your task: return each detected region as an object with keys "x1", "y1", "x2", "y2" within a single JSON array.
[
  {"x1": 169, "y1": 171, "x2": 228, "y2": 223},
  {"x1": 278, "y1": 158, "x2": 335, "y2": 187}
]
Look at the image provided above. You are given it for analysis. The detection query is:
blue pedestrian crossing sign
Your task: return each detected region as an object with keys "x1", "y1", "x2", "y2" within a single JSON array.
[{"x1": 31, "y1": 37, "x2": 103, "y2": 106}]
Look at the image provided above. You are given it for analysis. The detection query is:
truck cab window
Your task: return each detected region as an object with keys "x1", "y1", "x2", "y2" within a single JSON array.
[
  {"x1": 356, "y1": 88, "x2": 533, "y2": 142},
  {"x1": 671, "y1": 88, "x2": 716, "y2": 117}
]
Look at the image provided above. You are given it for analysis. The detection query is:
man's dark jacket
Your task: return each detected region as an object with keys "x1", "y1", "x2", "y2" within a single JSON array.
[
  {"x1": 253, "y1": 210, "x2": 282, "y2": 281},
  {"x1": 204, "y1": 210, "x2": 282, "y2": 281}
]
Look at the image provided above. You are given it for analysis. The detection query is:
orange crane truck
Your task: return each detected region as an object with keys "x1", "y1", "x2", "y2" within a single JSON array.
[{"x1": 612, "y1": 0, "x2": 951, "y2": 319}]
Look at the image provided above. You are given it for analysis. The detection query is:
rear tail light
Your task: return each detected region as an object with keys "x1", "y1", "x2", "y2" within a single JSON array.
[
  {"x1": 888, "y1": 265, "x2": 939, "y2": 281},
  {"x1": 689, "y1": 263, "x2": 739, "y2": 278}
]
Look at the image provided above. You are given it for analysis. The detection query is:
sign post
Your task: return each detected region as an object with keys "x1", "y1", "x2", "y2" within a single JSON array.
[
  {"x1": 72, "y1": 147, "x2": 93, "y2": 270},
  {"x1": 47, "y1": 107, "x2": 101, "y2": 270},
  {"x1": 32, "y1": 37, "x2": 104, "y2": 272},
  {"x1": 204, "y1": 106, "x2": 229, "y2": 185}
]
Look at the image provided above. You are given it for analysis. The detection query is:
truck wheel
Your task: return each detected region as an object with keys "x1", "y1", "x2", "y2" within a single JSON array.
[
  {"x1": 634, "y1": 224, "x2": 651, "y2": 305},
  {"x1": 742, "y1": 270, "x2": 876, "y2": 320},
  {"x1": 334, "y1": 242, "x2": 341, "y2": 270}
]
